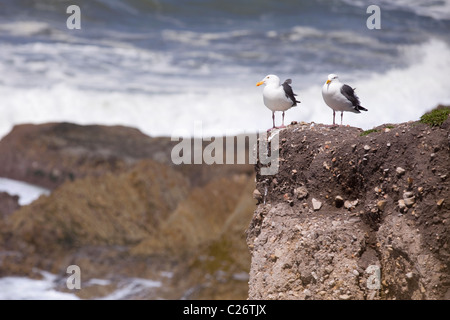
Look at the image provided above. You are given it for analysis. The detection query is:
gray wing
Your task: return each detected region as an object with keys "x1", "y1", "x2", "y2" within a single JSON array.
[
  {"x1": 340, "y1": 84, "x2": 360, "y2": 106},
  {"x1": 340, "y1": 84, "x2": 367, "y2": 111},
  {"x1": 282, "y1": 79, "x2": 300, "y2": 106}
]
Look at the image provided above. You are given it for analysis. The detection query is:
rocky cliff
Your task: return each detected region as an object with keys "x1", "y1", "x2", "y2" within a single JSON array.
[{"x1": 247, "y1": 108, "x2": 450, "y2": 300}]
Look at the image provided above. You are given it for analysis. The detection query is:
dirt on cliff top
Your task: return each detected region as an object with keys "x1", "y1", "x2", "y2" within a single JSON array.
[{"x1": 257, "y1": 116, "x2": 449, "y2": 252}]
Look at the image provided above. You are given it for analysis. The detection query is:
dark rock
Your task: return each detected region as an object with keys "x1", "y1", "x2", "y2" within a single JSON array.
[{"x1": 0, "y1": 192, "x2": 20, "y2": 218}]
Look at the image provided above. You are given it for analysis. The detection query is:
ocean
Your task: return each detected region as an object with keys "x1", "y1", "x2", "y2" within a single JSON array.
[
  {"x1": 0, "y1": 0, "x2": 450, "y2": 300},
  {"x1": 0, "y1": 0, "x2": 449, "y2": 140}
]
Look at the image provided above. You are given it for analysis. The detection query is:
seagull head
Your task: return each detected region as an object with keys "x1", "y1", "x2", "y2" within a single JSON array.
[
  {"x1": 256, "y1": 74, "x2": 280, "y2": 87},
  {"x1": 326, "y1": 74, "x2": 339, "y2": 85}
]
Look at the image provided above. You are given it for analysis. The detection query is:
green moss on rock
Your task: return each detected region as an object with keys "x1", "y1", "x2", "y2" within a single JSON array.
[{"x1": 420, "y1": 106, "x2": 450, "y2": 127}]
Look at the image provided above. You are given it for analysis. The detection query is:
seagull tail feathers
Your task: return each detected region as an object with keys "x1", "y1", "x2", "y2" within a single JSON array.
[{"x1": 358, "y1": 106, "x2": 368, "y2": 112}]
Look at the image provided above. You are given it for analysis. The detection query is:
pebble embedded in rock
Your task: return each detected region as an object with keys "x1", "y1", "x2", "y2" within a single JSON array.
[
  {"x1": 294, "y1": 186, "x2": 308, "y2": 200},
  {"x1": 404, "y1": 196, "x2": 415, "y2": 208},
  {"x1": 335, "y1": 196, "x2": 344, "y2": 208},
  {"x1": 344, "y1": 199, "x2": 358, "y2": 210},
  {"x1": 377, "y1": 200, "x2": 387, "y2": 211},
  {"x1": 303, "y1": 289, "x2": 311, "y2": 297},
  {"x1": 274, "y1": 248, "x2": 283, "y2": 258},
  {"x1": 403, "y1": 191, "x2": 414, "y2": 199},
  {"x1": 312, "y1": 198, "x2": 322, "y2": 211},
  {"x1": 398, "y1": 199, "x2": 406, "y2": 210},
  {"x1": 253, "y1": 189, "x2": 262, "y2": 200},
  {"x1": 396, "y1": 167, "x2": 406, "y2": 176}
]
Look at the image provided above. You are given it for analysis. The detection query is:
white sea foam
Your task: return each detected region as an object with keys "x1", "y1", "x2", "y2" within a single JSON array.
[
  {"x1": 0, "y1": 271, "x2": 79, "y2": 300},
  {"x1": 98, "y1": 278, "x2": 162, "y2": 300},
  {"x1": 0, "y1": 272, "x2": 162, "y2": 300},
  {"x1": 0, "y1": 178, "x2": 50, "y2": 206},
  {"x1": 342, "y1": 0, "x2": 450, "y2": 21},
  {"x1": 0, "y1": 21, "x2": 51, "y2": 37}
]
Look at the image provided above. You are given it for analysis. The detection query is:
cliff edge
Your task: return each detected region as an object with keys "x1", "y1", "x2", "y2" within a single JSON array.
[{"x1": 247, "y1": 110, "x2": 450, "y2": 300}]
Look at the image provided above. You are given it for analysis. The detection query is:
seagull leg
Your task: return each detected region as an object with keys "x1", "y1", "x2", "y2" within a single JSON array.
[
  {"x1": 341, "y1": 112, "x2": 343, "y2": 126},
  {"x1": 333, "y1": 111, "x2": 336, "y2": 126},
  {"x1": 279, "y1": 111, "x2": 286, "y2": 128}
]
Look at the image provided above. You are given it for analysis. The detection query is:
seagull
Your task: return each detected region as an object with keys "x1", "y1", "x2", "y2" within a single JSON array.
[
  {"x1": 256, "y1": 74, "x2": 300, "y2": 130},
  {"x1": 322, "y1": 74, "x2": 367, "y2": 126}
]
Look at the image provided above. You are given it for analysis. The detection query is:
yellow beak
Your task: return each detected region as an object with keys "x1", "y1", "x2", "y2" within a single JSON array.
[
  {"x1": 256, "y1": 81, "x2": 264, "y2": 86},
  {"x1": 326, "y1": 80, "x2": 331, "y2": 84}
]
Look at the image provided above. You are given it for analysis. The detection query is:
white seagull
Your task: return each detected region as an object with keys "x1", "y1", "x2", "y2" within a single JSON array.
[
  {"x1": 322, "y1": 74, "x2": 367, "y2": 126},
  {"x1": 256, "y1": 74, "x2": 300, "y2": 130}
]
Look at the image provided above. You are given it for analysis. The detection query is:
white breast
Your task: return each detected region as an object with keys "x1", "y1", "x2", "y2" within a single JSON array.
[{"x1": 263, "y1": 85, "x2": 294, "y2": 112}]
